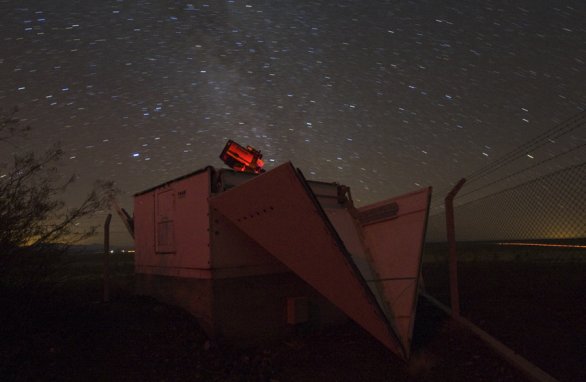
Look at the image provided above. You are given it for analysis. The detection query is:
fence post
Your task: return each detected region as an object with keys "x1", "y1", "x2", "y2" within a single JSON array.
[
  {"x1": 103, "y1": 213, "x2": 112, "y2": 303},
  {"x1": 445, "y1": 178, "x2": 466, "y2": 317}
]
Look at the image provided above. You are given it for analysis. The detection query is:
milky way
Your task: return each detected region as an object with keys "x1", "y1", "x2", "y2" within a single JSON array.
[{"x1": 1, "y1": 1, "x2": 584, "y2": 245}]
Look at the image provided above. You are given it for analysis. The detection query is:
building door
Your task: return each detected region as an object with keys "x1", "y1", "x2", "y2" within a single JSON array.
[{"x1": 156, "y1": 189, "x2": 176, "y2": 253}]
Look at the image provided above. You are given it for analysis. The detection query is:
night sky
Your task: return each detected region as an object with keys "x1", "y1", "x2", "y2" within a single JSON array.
[{"x1": 1, "y1": 1, "x2": 584, "y2": 246}]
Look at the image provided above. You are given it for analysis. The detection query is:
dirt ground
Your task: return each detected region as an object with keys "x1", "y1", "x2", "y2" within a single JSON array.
[
  {"x1": 0, "y1": 282, "x2": 530, "y2": 382},
  {"x1": 422, "y1": 254, "x2": 586, "y2": 382},
  {"x1": 1, "y1": 248, "x2": 582, "y2": 381}
]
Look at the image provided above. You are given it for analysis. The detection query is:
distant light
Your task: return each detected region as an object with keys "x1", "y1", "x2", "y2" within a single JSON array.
[
  {"x1": 527, "y1": 154, "x2": 534, "y2": 159},
  {"x1": 132, "y1": 152, "x2": 140, "y2": 157},
  {"x1": 497, "y1": 242, "x2": 586, "y2": 249}
]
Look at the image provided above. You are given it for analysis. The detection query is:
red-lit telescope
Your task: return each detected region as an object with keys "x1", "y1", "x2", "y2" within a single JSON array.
[{"x1": 219, "y1": 139, "x2": 265, "y2": 174}]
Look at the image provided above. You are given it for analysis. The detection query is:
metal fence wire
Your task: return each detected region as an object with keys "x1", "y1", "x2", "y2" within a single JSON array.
[
  {"x1": 421, "y1": 113, "x2": 586, "y2": 382},
  {"x1": 427, "y1": 161, "x2": 586, "y2": 242},
  {"x1": 427, "y1": 110, "x2": 586, "y2": 243}
]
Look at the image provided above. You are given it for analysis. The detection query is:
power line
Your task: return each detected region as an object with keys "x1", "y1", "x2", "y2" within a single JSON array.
[
  {"x1": 455, "y1": 161, "x2": 586, "y2": 211},
  {"x1": 465, "y1": 110, "x2": 585, "y2": 183},
  {"x1": 428, "y1": 110, "x2": 586, "y2": 211},
  {"x1": 458, "y1": 141, "x2": 586, "y2": 200}
]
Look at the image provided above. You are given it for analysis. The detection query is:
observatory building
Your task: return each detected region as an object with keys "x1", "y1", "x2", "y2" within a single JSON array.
[{"x1": 132, "y1": 161, "x2": 430, "y2": 360}]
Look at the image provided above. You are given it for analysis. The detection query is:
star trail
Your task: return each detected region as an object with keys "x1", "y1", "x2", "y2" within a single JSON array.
[{"x1": 1, "y1": 0, "x2": 584, "y2": 245}]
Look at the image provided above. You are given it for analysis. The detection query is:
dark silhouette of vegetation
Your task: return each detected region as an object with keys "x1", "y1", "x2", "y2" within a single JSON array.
[{"x1": 0, "y1": 107, "x2": 116, "y2": 292}]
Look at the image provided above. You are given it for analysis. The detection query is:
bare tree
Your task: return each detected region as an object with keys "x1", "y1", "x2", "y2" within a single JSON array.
[
  {"x1": 0, "y1": 106, "x2": 31, "y2": 144},
  {"x1": 0, "y1": 108, "x2": 116, "y2": 291}
]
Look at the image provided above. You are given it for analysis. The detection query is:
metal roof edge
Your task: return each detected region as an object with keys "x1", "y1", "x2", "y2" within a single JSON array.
[{"x1": 133, "y1": 166, "x2": 215, "y2": 196}]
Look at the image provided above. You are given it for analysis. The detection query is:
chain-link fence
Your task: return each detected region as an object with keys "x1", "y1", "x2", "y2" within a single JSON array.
[
  {"x1": 421, "y1": 111, "x2": 586, "y2": 381},
  {"x1": 427, "y1": 161, "x2": 586, "y2": 243}
]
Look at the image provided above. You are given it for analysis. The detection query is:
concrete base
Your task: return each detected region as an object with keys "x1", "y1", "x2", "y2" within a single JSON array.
[{"x1": 135, "y1": 271, "x2": 348, "y2": 345}]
